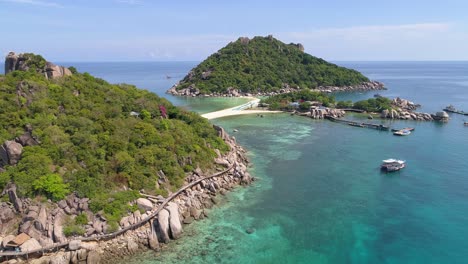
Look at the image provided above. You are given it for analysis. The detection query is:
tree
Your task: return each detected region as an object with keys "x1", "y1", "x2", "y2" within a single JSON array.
[{"x1": 33, "y1": 173, "x2": 70, "y2": 201}]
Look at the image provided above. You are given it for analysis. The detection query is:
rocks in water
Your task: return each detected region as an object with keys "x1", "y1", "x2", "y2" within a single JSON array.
[
  {"x1": 155, "y1": 209, "x2": 170, "y2": 243},
  {"x1": 392, "y1": 97, "x2": 420, "y2": 111},
  {"x1": 432, "y1": 111, "x2": 450, "y2": 122},
  {"x1": 190, "y1": 207, "x2": 202, "y2": 220},
  {"x1": 378, "y1": 97, "x2": 437, "y2": 121},
  {"x1": 306, "y1": 107, "x2": 345, "y2": 119},
  {"x1": 246, "y1": 228, "x2": 255, "y2": 234},
  {"x1": 136, "y1": 198, "x2": 153, "y2": 212},
  {"x1": 167, "y1": 202, "x2": 183, "y2": 239},
  {"x1": 183, "y1": 216, "x2": 194, "y2": 225},
  {"x1": 148, "y1": 229, "x2": 160, "y2": 251}
]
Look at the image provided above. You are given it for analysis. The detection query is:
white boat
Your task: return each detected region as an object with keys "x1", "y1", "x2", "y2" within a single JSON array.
[
  {"x1": 393, "y1": 129, "x2": 411, "y2": 136},
  {"x1": 381, "y1": 159, "x2": 406, "y2": 172}
]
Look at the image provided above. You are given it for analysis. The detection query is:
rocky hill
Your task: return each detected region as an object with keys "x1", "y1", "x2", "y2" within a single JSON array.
[
  {"x1": 0, "y1": 52, "x2": 235, "y2": 242},
  {"x1": 4, "y1": 52, "x2": 72, "y2": 79},
  {"x1": 167, "y1": 35, "x2": 383, "y2": 96}
]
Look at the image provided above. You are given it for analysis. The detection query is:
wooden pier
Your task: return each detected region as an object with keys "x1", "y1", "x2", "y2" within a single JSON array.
[{"x1": 326, "y1": 116, "x2": 390, "y2": 131}]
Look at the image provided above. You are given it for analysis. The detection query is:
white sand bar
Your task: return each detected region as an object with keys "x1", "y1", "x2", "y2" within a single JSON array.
[{"x1": 201, "y1": 98, "x2": 281, "y2": 120}]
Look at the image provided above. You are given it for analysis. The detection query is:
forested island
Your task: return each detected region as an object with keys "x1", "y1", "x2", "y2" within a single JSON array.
[
  {"x1": 0, "y1": 53, "x2": 252, "y2": 263},
  {"x1": 167, "y1": 35, "x2": 384, "y2": 97}
]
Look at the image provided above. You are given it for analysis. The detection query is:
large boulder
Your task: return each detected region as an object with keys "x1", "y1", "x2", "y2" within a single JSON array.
[
  {"x1": 0, "y1": 203, "x2": 16, "y2": 232},
  {"x1": 4, "y1": 52, "x2": 19, "y2": 74},
  {"x1": 155, "y1": 209, "x2": 170, "y2": 243},
  {"x1": 6, "y1": 184, "x2": 23, "y2": 213},
  {"x1": 136, "y1": 198, "x2": 153, "y2": 212},
  {"x1": 3, "y1": 140, "x2": 23, "y2": 165},
  {"x1": 35, "y1": 206, "x2": 47, "y2": 231},
  {"x1": 15, "y1": 131, "x2": 39, "y2": 147},
  {"x1": 68, "y1": 240, "x2": 81, "y2": 251},
  {"x1": 167, "y1": 202, "x2": 183, "y2": 239},
  {"x1": 147, "y1": 229, "x2": 159, "y2": 251},
  {"x1": 45, "y1": 62, "x2": 72, "y2": 79},
  {"x1": 53, "y1": 211, "x2": 66, "y2": 243},
  {"x1": 20, "y1": 238, "x2": 42, "y2": 252}
]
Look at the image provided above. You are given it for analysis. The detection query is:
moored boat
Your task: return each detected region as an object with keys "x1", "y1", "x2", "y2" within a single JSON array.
[
  {"x1": 443, "y1": 105, "x2": 468, "y2": 115},
  {"x1": 391, "y1": 127, "x2": 415, "y2": 132},
  {"x1": 381, "y1": 159, "x2": 406, "y2": 172},
  {"x1": 393, "y1": 129, "x2": 411, "y2": 136}
]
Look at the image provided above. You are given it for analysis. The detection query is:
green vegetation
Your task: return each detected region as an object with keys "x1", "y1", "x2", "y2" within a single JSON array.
[
  {"x1": 0, "y1": 60, "x2": 229, "y2": 221},
  {"x1": 263, "y1": 90, "x2": 393, "y2": 113},
  {"x1": 89, "y1": 190, "x2": 139, "y2": 226},
  {"x1": 63, "y1": 215, "x2": 86, "y2": 237},
  {"x1": 20, "y1": 53, "x2": 47, "y2": 72},
  {"x1": 175, "y1": 36, "x2": 369, "y2": 94},
  {"x1": 33, "y1": 173, "x2": 70, "y2": 201},
  {"x1": 261, "y1": 90, "x2": 335, "y2": 110},
  {"x1": 75, "y1": 213, "x2": 88, "y2": 225},
  {"x1": 350, "y1": 97, "x2": 393, "y2": 112}
]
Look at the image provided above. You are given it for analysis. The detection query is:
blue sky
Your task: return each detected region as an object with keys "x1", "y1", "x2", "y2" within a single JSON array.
[{"x1": 0, "y1": 0, "x2": 467, "y2": 61}]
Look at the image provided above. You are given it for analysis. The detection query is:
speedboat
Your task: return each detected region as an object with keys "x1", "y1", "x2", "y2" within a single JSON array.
[
  {"x1": 381, "y1": 159, "x2": 406, "y2": 172},
  {"x1": 391, "y1": 127, "x2": 415, "y2": 132},
  {"x1": 393, "y1": 129, "x2": 411, "y2": 136}
]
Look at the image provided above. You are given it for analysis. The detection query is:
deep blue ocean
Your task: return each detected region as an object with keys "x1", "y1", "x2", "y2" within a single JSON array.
[{"x1": 3, "y1": 61, "x2": 468, "y2": 263}]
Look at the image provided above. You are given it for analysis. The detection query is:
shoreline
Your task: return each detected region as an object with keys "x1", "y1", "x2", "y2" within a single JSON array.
[
  {"x1": 0, "y1": 126, "x2": 254, "y2": 264},
  {"x1": 166, "y1": 81, "x2": 385, "y2": 97}
]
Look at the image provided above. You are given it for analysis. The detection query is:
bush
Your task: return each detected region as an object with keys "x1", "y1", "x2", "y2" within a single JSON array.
[
  {"x1": 75, "y1": 213, "x2": 88, "y2": 225},
  {"x1": 33, "y1": 173, "x2": 70, "y2": 201},
  {"x1": 63, "y1": 224, "x2": 85, "y2": 237}
]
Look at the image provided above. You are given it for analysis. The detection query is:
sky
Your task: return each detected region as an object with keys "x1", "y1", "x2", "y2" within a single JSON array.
[{"x1": 0, "y1": 0, "x2": 467, "y2": 61}]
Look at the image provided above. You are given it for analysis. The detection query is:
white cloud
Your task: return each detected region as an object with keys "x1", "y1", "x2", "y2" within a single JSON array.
[
  {"x1": 0, "y1": 0, "x2": 62, "y2": 7},
  {"x1": 276, "y1": 22, "x2": 468, "y2": 60}
]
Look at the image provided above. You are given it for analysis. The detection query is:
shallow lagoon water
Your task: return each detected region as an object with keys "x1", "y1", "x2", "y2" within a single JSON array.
[{"x1": 10, "y1": 61, "x2": 466, "y2": 263}]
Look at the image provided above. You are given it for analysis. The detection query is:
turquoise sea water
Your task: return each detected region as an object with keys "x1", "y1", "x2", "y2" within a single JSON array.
[{"x1": 4, "y1": 61, "x2": 467, "y2": 263}]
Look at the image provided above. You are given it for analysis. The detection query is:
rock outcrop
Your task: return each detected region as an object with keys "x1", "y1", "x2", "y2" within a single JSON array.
[
  {"x1": 166, "y1": 202, "x2": 182, "y2": 239},
  {"x1": 0, "y1": 128, "x2": 254, "y2": 264},
  {"x1": 4, "y1": 52, "x2": 72, "y2": 80},
  {"x1": 136, "y1": 198, "x2": 153, "y2": 212},
  {"x1": 168, "y1": 81, "x2": 385, "y2": 97},
  {"x1": 379, "y1": 97, "x2": 442, "y2": 121},
  {"x1": 155, "y1": 209, "x2": 170, "y2": 243},
  {"x1": 0, "y1": 141, "x2": 23, "y2": 169},
  {"x1": 20, "y1": 237, "x2": 42, "y2": 252}
]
